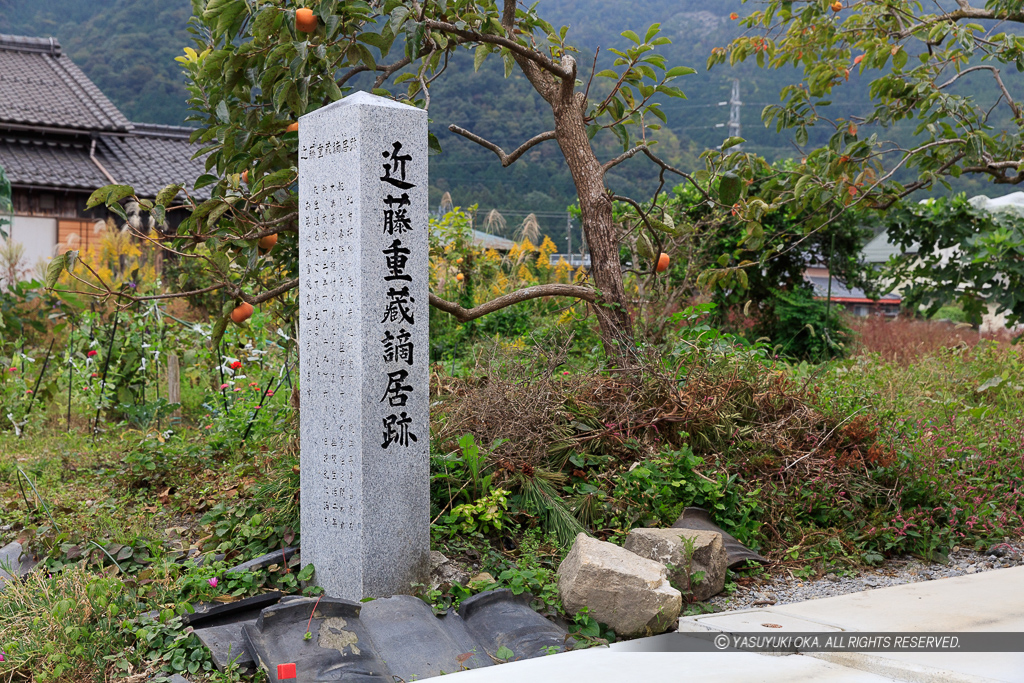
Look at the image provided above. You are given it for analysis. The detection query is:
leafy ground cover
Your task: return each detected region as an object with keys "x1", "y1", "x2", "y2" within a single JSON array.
[
  {"x1": 2, "y1": 214, "x2": 1022, "y2": 680},
  {"x1": 2, "y1": 315, "x2": 1021, "y2": 680}
]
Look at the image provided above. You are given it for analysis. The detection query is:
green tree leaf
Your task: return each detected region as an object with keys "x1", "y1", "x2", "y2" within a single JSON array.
[
  {"x1": 719, "y1": 174, "x2": 742, "y2": 206},
  {"x1": 45, "y1": 253, "x2": 66, "y2": 289}
]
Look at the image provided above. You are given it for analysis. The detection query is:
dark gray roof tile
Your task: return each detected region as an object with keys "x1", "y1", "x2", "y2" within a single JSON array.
[
  {"x1": 0, "y1": 128, "x2": 210, "y2": 200},
  {"x1": 0, "y1": 34, "x2": 132, "y2": 133},
  {"x1": 0, "y1": 134, "x2": 106, "y2": 189},
  {"x1": 98, "y1": 125, "x2": 209, "y2": 199}
]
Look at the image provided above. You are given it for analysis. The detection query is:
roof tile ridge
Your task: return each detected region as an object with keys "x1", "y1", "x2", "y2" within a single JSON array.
[
  {"x1": 0, "y1": 34, "x2": 62, "y2": 54},
  {"x1": 51, "y1": 53, "x2": 132, "y2": 132}
]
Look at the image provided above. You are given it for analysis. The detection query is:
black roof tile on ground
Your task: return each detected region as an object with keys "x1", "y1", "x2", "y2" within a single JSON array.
[{"x1": 0, "y1": 34, "x2": 132, "y2": 133}]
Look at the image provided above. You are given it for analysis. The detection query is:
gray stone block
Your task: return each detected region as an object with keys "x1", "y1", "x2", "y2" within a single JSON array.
[
  {"x1": 298, "y1": 91, "x2": 430, "y2": 600},
  {"x1": 624, "y1": 527, "x2": 728, "y2": 601},
  {"x1": 557, "y1": 533, "x2": 681, "y2": 637},
  {"x1": 0, "y1": 541, "x2": 38, "y2": 591}
]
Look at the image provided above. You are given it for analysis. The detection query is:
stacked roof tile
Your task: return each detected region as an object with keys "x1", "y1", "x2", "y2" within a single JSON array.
[
  {"x1": 0, "y1": 34, "x2": 207, "y2": 199},
  {"x1": 0, "y1": 34, "x2": 132, "y2": 133}
]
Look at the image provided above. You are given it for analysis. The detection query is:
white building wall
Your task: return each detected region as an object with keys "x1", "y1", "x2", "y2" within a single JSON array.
[{"x1": 5, "y1": 215, "x2": 56, "y2": 282}]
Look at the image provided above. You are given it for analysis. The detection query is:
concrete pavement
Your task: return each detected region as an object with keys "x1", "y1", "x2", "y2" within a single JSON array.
[{"x1": 441, "y1": 566, "x2": 1024, "y2": 682}]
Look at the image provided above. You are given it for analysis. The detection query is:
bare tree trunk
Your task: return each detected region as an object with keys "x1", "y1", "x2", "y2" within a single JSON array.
[
  {"x1": 553, "y1": 90, "x2": 634, "y2": 365},
  {"x1": 494, "y1": 1, "x2": 633, "y2": 365}
]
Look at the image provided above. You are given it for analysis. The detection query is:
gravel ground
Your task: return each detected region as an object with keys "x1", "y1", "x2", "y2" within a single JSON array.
[{"x1": 706, "y1": 541, "x2": 1024, "y2": 612}]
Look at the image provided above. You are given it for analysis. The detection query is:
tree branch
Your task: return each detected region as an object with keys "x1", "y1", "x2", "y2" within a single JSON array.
[
  {"x1": 374, "y1": 57, "x2": 413, "y2": 89},
  {"x1": 962, "y1": 159, "x2": 1024, "y2": 183},
  {"x1": 130, "y1": 283, "x2": 227, "y2": 302},
  {"x1": 336, "y1": 57, "x2": 414, "y2": 90},
  {"x1": 603, "y1": 144, "x2": 648, "y2": 173},
  {"x1": 897, "y1": 7, "x2": 1024, "y2": 40},
  {"x1": 429, "y1": 284, "x2": 595, "y2": 323},
  {"x1": 937, "y1": 64, "x2": 1020, "y2": 119},
  {"x1": 421, "y1": 19, "x2": 570, "y2": 80},
  {"x1": 640, "y1": 148, "x2": 713, "y2": 201},
  {"x1": 447, "y1": 126, "x2": 557, "y2": 167},
  {"x1": 242, "y1": 278, "x2": 299, "y2": 305}
]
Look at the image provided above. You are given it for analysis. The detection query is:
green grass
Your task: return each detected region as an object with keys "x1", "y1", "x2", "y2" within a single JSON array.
[{"x1": 2, "y1": 324, "x2": 1022, "y2": 678}]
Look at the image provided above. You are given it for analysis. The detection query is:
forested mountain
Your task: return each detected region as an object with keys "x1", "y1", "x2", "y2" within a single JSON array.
[
  {"x1": 0, "y1": 0, "x2": 192, "y2": 125},
  {"x1": 0, "y1": 0, "x2": 1011, "y2": 247}
]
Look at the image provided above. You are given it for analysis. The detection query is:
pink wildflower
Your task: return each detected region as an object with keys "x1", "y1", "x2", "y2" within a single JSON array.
[
  {"x1": 208, "y1": 577, "x2": 218, "y2": 588},
  {"x1": 220, "y1": 383, "x2": 229, "y2": 390}
]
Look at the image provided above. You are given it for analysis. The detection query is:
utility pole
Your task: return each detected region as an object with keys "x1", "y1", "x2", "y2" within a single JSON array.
[
  {"x1": 566, "y1": 212, "x2": 572, "y2": 255},
  {"x1": 728, "y1": 78, "x2": 742, "y2": 147},
  {"x1": 715, "y1": 78, "x2": 742, "y2": 149}
]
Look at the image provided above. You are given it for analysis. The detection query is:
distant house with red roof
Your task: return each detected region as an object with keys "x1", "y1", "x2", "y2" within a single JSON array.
[{"x1": 803, "y1": 265, "x2": 901, "y2": 317}]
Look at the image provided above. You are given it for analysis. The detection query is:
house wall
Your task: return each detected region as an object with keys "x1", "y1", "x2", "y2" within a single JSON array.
[
  {"x1": 11, "y1": 188, "x2": 89, "y2": 219},
  {"x1": 5, "y1": 188, "x2": 106, "y2": 279},
  {"x1": 5, "y1": 186, "x2": 191, "y2": 283},
  {"x1": 5, "y1": 215, "x2": 56, "y2": 281}
]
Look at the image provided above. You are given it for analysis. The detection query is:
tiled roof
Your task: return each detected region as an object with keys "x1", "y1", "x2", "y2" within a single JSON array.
[
  {"x1": 0, "y1": 133, "x2": 105, "y2": 190},
  {"x1": 98, "y1": 125, "x2": 208, "y2": 198},
  {"x1": 0, "y1": 34, "x2": 132, "y2": 133},
  {"x1": 0, "y1": 126, "x2": 209, "y2": 199},
  {"x1": 806, "y1": 274, "x2": 900, "y2": 303}
]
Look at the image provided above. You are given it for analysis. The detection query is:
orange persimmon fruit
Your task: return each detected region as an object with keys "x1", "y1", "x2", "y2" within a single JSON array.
[
  {"x1": 656, "y1": 253, "x2": 670, "y2": 273},
  {"x1": 259, "y1": 233, "x2": 278, "y2": 250},
  {"x1": 296, "y1": 8, "x2": 317, "y2": 33},
  {"x1": 231, "y1": 302, "x2": 254, "y2": 324}
]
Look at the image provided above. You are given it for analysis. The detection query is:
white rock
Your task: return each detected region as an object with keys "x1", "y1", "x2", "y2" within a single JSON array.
[{"x1": 557, "y1": 533, "x2": 681, "y2": 637}]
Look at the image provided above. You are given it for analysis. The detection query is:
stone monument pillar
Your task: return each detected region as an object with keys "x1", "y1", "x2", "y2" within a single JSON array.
[{"x1": 298, "y1": 91, "x2": 429, "y2": 600}]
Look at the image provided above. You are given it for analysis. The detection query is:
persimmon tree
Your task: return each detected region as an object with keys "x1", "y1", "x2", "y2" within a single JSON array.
[
  {"x1": 713, "y1": 0, "x2": 1024, "y2": 327},
  {"x1": 49, "y1": 0, "x2": 756, "y2": 365}
]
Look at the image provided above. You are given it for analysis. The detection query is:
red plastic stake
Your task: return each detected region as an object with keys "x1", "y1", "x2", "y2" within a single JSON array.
[{"x1": 277, "y1": 662, "x2": 297, "y2": 680}]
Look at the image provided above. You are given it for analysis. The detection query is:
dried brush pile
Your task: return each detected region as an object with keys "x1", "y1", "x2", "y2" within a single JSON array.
[{"x1": 430, "y1": 338, "x2": 895, "y2": 558}]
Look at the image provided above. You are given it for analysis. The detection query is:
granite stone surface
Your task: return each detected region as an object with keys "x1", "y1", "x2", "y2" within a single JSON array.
[{"x1": 298, "y1": 91, "x2": 430, "y2": 600}]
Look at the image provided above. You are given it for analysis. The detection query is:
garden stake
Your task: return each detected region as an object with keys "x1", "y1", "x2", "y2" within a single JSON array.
[
  {"x1": 217, "y1": 343, "x2": 230, "y2": 412},
  {"x1": 157, "y1": 323, "x2": 164, "y2": 431},
  {"x1": 88, "y1": 540, "x2": 125, "y2": 573},
  {"x1": 67, "y1": 320, "x2": 74, "y2": 432},
  {"x1": 282, "y1": 343, "x2": 293, "y2": 389},
  {"x1": 92, "y1": 309, "x2": 120, "y2": 440},
  {"x1": 15, "y1": 467, "x2": 32, "y2": 512},
  {"x1": 140, "y1": 323, "x2": 146, "y2": 404},
  {"x1": 240, "y1": 376, "x2": 275, "y2": 444},
  {"x1": 16, "y1": 467, "x2": 60, "y2": 533},
  {"x1": 19, "y1": 338, "x2": 54, "y2": 439}
]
